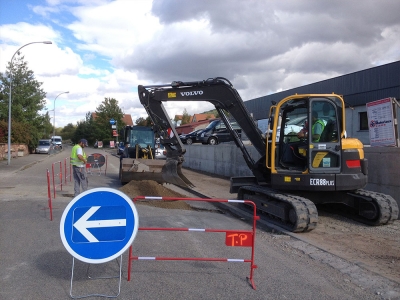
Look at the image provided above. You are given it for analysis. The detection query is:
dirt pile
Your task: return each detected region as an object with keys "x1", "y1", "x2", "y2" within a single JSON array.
[{"x1": 119, "y1": 180, "x2": 192, "y2": 210}]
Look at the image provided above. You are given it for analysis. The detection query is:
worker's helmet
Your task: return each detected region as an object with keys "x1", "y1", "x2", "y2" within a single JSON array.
[{"x1": 80, "y1": 139, "x2": 88, "y2": 147}]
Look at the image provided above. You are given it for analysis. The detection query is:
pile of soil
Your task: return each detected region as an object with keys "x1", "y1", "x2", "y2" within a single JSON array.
[{"x1": 119, "y1": 180, "x2": 192, "y2": 210}]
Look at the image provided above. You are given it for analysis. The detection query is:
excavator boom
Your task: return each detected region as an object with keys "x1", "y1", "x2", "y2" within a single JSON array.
[{"x1": 138, "y1": 78, "x2": 267, "y2": 184}]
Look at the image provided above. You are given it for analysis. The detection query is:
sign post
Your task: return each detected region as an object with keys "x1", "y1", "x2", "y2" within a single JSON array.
[
  {"x1": 110, "y1": 119, "x2": 118, "y2": 146},
  {"x1": 60, "y1": 188, "x2": 138, "y2": 297}
]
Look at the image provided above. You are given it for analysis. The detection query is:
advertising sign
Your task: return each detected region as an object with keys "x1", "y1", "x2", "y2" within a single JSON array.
[{"x1": 366, "y1": 98, "x2": 397, "y2": 147}]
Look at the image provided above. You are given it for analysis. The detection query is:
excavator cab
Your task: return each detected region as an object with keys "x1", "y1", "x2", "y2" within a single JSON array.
[
  {"x1": 276, "y1": 97, "x2": 341, "y2": 170},
  {"x1": 268, "y1": 95, "x2": 367, "y2": 191}
]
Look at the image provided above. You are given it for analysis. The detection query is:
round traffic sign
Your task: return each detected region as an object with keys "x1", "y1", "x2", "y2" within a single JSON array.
[{"x1": 60, "y1": 188, "x2": 138, "y2": 264}]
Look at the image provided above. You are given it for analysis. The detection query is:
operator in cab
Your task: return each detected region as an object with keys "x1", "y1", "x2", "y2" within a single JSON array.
[{"x1": 297, "y1": 111, "x2": 325, "y2": 142}]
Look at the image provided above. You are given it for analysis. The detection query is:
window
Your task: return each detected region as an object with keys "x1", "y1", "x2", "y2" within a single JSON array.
[{"x1": 359, "y1": 112, "x2": 368, "y2": 131}]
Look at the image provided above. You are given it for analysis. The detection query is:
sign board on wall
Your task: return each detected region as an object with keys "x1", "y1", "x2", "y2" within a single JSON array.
[{"x1": 366, "y1": 98, "x2": 397, "y2": 147}]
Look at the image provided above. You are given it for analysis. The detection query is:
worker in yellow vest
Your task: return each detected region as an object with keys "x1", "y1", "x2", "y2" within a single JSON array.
[
  {"x1": 297, "y1": 111, "x2": 325, "y2": 142},
  {"x1": 70, "y1": 139, "x2": 88, "y2": 196}
]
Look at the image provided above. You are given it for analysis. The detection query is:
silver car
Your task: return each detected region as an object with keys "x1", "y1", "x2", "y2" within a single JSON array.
[{"x1": 36, "y1": 139, "x2": 52, "y2": 154}]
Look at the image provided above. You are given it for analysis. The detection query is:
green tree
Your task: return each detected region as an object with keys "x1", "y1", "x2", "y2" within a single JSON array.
[
  {"x1": 181, "y1": 108, "x2": 191, "y2": 125},
  {"x1": 72, "y1": 112, "x2": 103, "y2": 146},
  {"x1": 135, "y1": 116, "x2": 152, "y2": 127},
  {"x1": 60, "y1": 123, "x2": 77, "y2": 141},
  {"x1": 71, "y1": 98, "x2": 125, "y2": 146},
  {"x1": 0, "y1": 56, "x2": 48, "y2": 151},
  {"x1": 94, "y1": 97, "x2": 125, "y2": 140}
]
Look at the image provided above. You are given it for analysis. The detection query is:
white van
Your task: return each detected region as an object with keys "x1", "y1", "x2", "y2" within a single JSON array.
[{"x1": 51, "y1": 136, "x2": 63, "y2": 148}]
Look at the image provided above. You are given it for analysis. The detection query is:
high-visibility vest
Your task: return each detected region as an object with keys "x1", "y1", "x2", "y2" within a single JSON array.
[
  {"x1": 70, "y1": 144, "x2": 86, "y2": 166},
  {"x1": 312, "y1": 119, "x2": 326, "y2": 142}
]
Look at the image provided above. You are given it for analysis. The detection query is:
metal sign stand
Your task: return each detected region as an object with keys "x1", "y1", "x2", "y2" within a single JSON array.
[
  {"x1": 69, "y1": 255, "x2": 122, "y2": 299},
  {"x1": 60, "y1": 188, "x2": 139, "y2": 298}
]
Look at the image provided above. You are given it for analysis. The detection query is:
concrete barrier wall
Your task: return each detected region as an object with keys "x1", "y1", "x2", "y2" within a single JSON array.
[
  {"x1": 183, "y1": 143, "x2": 259, "y2": 178},
  {"x1": 363, "y1": 147, "x2": 400, "y2": 207},
  {"x1": 183, "y1": 143, "x2": 400, "y2": 207}
]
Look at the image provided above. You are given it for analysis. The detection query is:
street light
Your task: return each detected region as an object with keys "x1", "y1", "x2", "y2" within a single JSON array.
[
  {"x1": 7, "y1": 41, "x2": 52, "y2": 165},
  {"x1": 53, "y1": 91, "x2": 69, "y2": 139}
]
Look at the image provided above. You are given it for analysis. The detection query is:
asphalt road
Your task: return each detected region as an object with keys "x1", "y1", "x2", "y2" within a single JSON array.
[{"x1": 0, "y1": 147, "x2": 385, "y2": 299}]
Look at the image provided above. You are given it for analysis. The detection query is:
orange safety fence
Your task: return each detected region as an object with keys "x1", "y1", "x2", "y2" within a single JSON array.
[
  {"x1": 128, "y1": 196, "x2": 259, "y2": 290},
  {"x1": 46, "y1": 158, "x2": 72, "y2": 220}
]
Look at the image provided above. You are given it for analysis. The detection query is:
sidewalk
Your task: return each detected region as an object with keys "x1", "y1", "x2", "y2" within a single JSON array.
[
  {"x1": 0, "y1": 152, "x2": 50, "y2": 174},
  {"x1": 0, "y1": 147, "x2": 118, "y2": 175}
]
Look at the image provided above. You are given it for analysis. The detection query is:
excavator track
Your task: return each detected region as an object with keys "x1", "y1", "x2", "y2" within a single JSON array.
[
  {"x1": 238, "y1": 185, "x2": 318, "y2": 233},
  {"x1": 345, "y1": 189, "x2": 399, "y2": 225}
]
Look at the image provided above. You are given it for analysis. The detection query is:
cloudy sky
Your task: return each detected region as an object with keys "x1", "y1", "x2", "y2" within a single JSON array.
[{"x1": 1, "y1": 0, "x2": 400, "y2": 128}]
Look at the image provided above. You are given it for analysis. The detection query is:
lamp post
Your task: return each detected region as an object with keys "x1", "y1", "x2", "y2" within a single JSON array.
[
  {"x1": 53, "y1": 91, "x2": 69, "y2": 139},
  {"x1": 7, "y1": 41, "x2": 52, "y2": 165}
]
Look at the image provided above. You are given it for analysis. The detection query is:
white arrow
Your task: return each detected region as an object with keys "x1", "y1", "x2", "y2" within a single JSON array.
[{"x1": 73, "y1": 206, "x2": 127, "y2": 243}]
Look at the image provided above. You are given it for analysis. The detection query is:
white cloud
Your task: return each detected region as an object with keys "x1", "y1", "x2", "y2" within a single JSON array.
[{"x1": 1, "y1": 0, "x2": 400, "y2": 128}]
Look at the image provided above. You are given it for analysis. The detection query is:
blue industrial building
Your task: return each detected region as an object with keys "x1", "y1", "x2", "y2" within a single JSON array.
[{"x1": 244, "y1": 60, "x2": 400, "y2": 145}]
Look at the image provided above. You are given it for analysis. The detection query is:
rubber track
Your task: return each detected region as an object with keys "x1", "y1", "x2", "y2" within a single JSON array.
[
  {"x1": 351, "y1": 189, "x2": 399, "y2": 225},
  {"x1": 240, "y1": 185, "x2": 318, "y2": 233}
]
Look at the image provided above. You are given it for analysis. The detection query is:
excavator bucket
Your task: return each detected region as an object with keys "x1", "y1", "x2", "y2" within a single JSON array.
[
  {"x1": 161, "y1": 158, "x2": 194, "y2": 188},
  {"x1": 120, "y1": 157, "x2": 194, "y2": 188}
]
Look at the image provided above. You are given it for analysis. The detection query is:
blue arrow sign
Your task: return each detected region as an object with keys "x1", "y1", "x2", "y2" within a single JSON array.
[
  {"x1": 109, "y1": 119, "x2": 116, "y2": 125},
  {"x1": 60, "y1": 188, "x2": 138, "y2": 264},
  {"x1": 72, "y1": 206, "x2": 126, "y2": 243}
]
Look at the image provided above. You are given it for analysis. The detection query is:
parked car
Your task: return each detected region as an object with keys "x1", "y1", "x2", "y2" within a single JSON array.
[
  {"x1": 198, "y1": 119, "x2": 241, "y2": 145},
  {"x1": 51, "y1": 135, "x2": 62, "y2": 149},
  {"x1": 179, "y1": 129, "x2": 203, "y2": 145},
  {"x1": 35, "y1": 139, "x2": 52, "y2": 154}
]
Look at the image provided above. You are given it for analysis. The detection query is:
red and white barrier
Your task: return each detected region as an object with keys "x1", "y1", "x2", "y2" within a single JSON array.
[
  {"x1": 127, "y1": 196, "x2": 259, "y2": 289},
  {"x1": 52, "y1": 161, "x2": 63, "y2": 198},
  {"x1": 46, "y1": 158, "x2": 71, "y2": 220},
  {"x1": 46, "y1": 169, "x2": 53, "y2": 221}
]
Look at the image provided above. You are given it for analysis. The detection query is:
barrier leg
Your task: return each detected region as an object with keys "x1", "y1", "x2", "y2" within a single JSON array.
[{"x1": 69, "y1": 256, "x2": 122, "y2": 299}]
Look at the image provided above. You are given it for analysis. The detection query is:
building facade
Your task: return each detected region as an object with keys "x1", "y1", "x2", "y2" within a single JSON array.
[{"x1": 244, "y1": 61, "x2": 400, "y2": 145}]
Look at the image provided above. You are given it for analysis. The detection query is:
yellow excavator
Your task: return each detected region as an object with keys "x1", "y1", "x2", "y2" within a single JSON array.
[{"x1": 137, "y1": 77, "x2": 398, "y2": 232}]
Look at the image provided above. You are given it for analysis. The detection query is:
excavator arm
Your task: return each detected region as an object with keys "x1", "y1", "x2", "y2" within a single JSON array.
[{"x1": 138, "y1": 77, "x2": 269, "y2": 184}]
